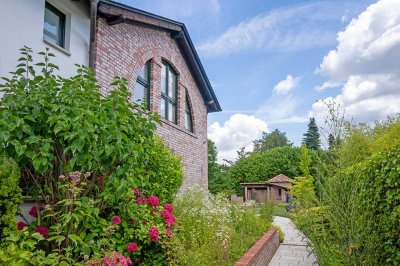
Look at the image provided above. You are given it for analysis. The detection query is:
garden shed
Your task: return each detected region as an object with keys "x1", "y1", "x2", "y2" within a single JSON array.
[{"x1": 240, "y1": 174, "x2": 292, "y2": 203}]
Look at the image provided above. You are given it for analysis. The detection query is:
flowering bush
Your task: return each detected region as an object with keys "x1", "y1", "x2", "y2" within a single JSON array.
[{"x1": 0, "y1": 48, "x2": 183, "y2": 265}]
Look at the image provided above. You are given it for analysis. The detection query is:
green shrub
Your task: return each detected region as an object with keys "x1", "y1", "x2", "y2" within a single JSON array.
[
  {"x1": 0, "y1": 47, "x2": 183, "y2": 264},
  {"x1": 0, "y1": 46, "x2": 183, "y2": 201},
  {"x1": 0, "y1": 153, "x2": 22, "y2": 240},
  {"x1": 272, "y1": 226, "x2": 284, "y2": 243}
]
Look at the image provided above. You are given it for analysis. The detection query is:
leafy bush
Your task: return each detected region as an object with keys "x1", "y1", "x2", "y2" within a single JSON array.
[
  {"x1": 0, "y1": 47, "x2": 184, "y2": 264},
  {"x1": 0, "y1": 46, "x2": 183, "y2": 201},
  {"x1": 170, "y1": 188, "x2": 272, "y2": 265},
  {"x1": 0, "y1": 152, "x2": 22, "y2": 240}
]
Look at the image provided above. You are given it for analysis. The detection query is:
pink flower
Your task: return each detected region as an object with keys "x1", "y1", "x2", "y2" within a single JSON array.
[
  {"x1": 165, "y1": 216, "x2": 176, "y2": 227},
  {"x1": 149, "y1": 227, "x2": 159, "y2": 242},
  {"x1": 161, "y1": 210, "x2": 171, "y2": 219},
  {"x1": 166, "y1": 228, "x2": 173, "y2": 238},
  {"x1": 35, "y1": 226, "x2": 49, "y2": 238},
  {"x1": 164, "y1": 203, "x2": 174, "y2": 213},
  {"x1": 101, "y1": 251, "x2": 132, "y2": 266},
  {"x1": 127, "y1": 243, "x2": 138, "y2": 252},
  {"x1": 147, "y1": 195, "x2": 159, "y2": 207},
  {"x1": 136, "y1": 197, "x2": 147, "y2": 204},
  {"x1": 132, "y1": 188, "x2": 140, "y2": 195},
  {"x1": 17, "y1": 221, "x2": 27, "y2": 230},
  {"x1": 111, "y1": 216, "x2": 122, "y2": 225}
]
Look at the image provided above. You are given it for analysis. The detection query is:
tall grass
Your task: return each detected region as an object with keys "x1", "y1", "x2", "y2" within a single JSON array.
[{"x1": 170, "y1": 188, "x2": 272, "y2": 265}]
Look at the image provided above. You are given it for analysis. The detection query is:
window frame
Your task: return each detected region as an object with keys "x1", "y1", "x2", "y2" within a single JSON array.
[
  {"x1": 184, "y1": 92, "x2": 194, "y2": 132},
  {"x1": 133, "y1": 61, "x2": 151, "y2": 110},
  {"x1": 161, "y1": 61, "x2": 178, "y2": 124},
  {"x1": 43, "y1": 2, "x2": 66, "y2": 48}
]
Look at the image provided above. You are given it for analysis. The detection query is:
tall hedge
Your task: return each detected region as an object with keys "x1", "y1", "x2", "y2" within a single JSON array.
[{"x1": 0, "y1": 153, "x2": 22, "y2": 240}]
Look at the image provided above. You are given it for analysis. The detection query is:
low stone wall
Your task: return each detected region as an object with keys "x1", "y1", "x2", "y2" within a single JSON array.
[{"x1": 234, "y1": 228, "x2": 280, "y2": 266}]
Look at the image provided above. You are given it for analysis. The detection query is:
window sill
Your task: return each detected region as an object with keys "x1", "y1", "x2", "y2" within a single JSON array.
[
  {"x1": 43, "y1": 39, "x2": 71, "y2": 56},
  {"x1": 160, "y1": 118, "x2": 198, "y2": 139}
]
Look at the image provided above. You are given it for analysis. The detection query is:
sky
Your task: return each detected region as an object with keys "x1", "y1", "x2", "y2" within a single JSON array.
[{"x1": 120, "y1": 0, "x2": 400, "y2": 162}]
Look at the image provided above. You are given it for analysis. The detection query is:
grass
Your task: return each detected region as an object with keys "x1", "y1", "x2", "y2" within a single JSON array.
[{"x1": 273, "y1": 203, "x2": 291, "y2": 218}]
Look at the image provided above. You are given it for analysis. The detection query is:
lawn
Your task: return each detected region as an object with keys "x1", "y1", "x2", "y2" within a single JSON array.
[{"x1": 273, "y1": 203, "x2": 291, "y2": 218}]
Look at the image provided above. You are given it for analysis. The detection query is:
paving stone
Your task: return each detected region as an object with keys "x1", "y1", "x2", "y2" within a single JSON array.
[{"x1": 268, "y1": 216, "x2": 318, "y2": 266}]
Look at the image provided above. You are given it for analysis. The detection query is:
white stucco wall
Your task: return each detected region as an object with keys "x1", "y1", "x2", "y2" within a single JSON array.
[{"x1": 0, "y1": 0, "x2": 90, "y2": 79}]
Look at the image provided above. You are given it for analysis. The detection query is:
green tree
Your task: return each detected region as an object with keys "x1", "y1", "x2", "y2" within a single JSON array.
[
  {"x1": 253, "y1": 129, "x2": 292, "y2": 152},
  {"x1": 291, "y1": 145, "x2": 317, "y2": 208},
  {"x1": 228, "y1": 146, "x2": 302, "y2": 194},
  {"x1": 303, "y1": 118, "x2": 321, "y2": 150},
  {"x1": 208, "y1": 140, "x2": 233, "y2": 195}
]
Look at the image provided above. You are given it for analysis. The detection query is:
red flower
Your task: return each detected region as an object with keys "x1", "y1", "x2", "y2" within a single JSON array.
[
  {"x1": 149, "y1": 227, "x2": 159, "y2": 242},
  {"x1": 147, "y1": 195, "x2": 159, "y2": 207},
  {"x1": 29, "y1": 205, "x2": 43, "y2": 218},
  {"x1": 164, "y1": 203, "x2": 174, "y2": 213},
  {"x1": 112, "y1": 216, "x2": 122, "y2": 225},
  {"x1": 127, "y1": 243, "x2": 138, "y2": 252},
  {"x1": 98, "y1": 175, "x2": 104, "y2": 187},
  {"x1": 136, "y1": 197, "x2": 147, "y2": 204},
  {"x1": 35, "y1": 226, "x2": 49, "y2": 238},
  {"x1": 166, "y1": 228, "x2": 173, "y2": 238},
  {"x1": 132, "y1": 188, "x2": 140, "y2": 195},
  {"x1": 17, "y1": 221, "x2": 27, "y2": 230}
]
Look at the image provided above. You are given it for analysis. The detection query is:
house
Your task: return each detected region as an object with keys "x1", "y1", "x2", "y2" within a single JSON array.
[
  {"x1": 240, "y1": 174, "x2": 292, "y2": 203},
  {"x1": 0, "y1": 0, "x2": 221, "y2": 189}
]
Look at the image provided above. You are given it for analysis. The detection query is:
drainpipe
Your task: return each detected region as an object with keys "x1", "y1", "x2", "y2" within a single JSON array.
[{"x1": 89, "y1": 0, "x2": 99, "y2": 69}]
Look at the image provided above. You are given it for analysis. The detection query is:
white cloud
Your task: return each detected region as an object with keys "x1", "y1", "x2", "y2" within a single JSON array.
[
  {"x1": 273, "y1": 75, "x2": 299, "y2": 95},
  {"x1": 208, "y1": 114, "x2": 268, "y2": 163},
  {"x1": 313, "y1": 0, "x2": 400, "y2": 123},
  {"x1": 197, "y1": 1, "x2": 364, "y2": 57},
  {"x1": 314, "y1": 81, "x2": 342, "y2": 91}
]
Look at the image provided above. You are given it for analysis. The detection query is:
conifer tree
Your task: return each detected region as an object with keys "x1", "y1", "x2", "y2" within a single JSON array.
[{"x1": 303, "y1": 118, "x2": 321, "y2": 150}]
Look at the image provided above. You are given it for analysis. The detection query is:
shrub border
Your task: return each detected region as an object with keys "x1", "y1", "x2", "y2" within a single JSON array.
[{"x1": 234, "y1": 228, "x2": 279, "y2": 266}]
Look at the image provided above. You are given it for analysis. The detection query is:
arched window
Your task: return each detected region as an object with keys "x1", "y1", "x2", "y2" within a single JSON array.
[
  {"x1": 133, "y1": 60, "x2": 150, "y2": 109},
  {"x1": 160, "y1": 61, "x2": 177, "y2": 123},
  {"x1": 185, "y1": 93, "x2": 193, "y2": 132}
]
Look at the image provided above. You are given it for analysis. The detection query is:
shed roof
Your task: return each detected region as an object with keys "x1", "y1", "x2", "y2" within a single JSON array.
[{"x1": 266, "y1": 174, "x2": 291, "y2": 184}]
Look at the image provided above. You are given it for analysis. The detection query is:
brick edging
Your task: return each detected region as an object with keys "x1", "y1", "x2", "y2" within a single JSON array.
[{"x1": 235, "y1": 228, "x2": 280, "y2": 266}]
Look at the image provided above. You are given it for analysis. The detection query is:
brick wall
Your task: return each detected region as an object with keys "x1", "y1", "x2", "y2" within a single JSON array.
[
  {"x1": 235, "y1": 228, "x2": 280, "y2": 266},
  {"x1": 95, "y1": 17, "x2": 208, "y2": 189}
]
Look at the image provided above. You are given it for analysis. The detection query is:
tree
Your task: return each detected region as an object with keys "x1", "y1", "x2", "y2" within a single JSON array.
[
  {"x1": 253, "y1": 129, "x2": 292, "y2": 152},
  {"x1": 303, "y1": 118, "x2": 321, "y2": 150},
  {"x1": 207, "y1": 139, "x2": 234, "y2": 195}
]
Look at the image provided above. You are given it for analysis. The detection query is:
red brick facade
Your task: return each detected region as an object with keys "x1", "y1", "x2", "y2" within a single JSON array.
[{"x1": 94, "y1": 17, "x2": 208, "y2": 189}]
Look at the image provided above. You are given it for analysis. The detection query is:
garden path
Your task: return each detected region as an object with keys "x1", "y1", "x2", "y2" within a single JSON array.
[{"x1": 269, "y1": 216, "x2": 318, "y2": 266}]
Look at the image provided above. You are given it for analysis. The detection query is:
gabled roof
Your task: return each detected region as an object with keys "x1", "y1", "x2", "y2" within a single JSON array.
[
  {"x1": 96, "y1": 0, "x2": 222, "y2": 113},
  {"x1": 266, "y1": 174, "x2": 291, "y2": 184}
]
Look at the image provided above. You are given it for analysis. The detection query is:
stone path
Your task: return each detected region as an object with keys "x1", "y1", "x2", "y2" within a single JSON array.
[{"x1": 269, "y1": 216, "x2": 318, "y2": 266}]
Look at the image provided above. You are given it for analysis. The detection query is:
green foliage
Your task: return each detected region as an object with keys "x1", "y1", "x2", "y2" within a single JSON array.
[
  {"x1": 272, "y1": 226, "x2": 285, "y2": 243},
  {"x1": 291, "y1": 145, "x2": 317, "y2": 208},
  {"x1": 170, "y1": 188, "x2": 272, "y2": 266},
  {"x1": 0, "y1": 153, "x2": 22, "y2": 240},
  {"x1": 293, "y1": 114, "x2": 400, "y2": 266},
  {"x1": 303, "y1": 117, "x2": 321, "y2": 150},
  {"x1": 228, "y1": 146, "x2": 302, "y2": 194},
  {"x1": 208, "y1": 139, "x2": 233, "y2": 195},
  {"x1": 253, "y1": 129, "x2": 292, "y2": 152},
  {"x1": 0, "y1": 46, "x2": 182, "y2": 201},
  {"x1": 0, "y1": 47, "x2": 184, "y2": 265}
]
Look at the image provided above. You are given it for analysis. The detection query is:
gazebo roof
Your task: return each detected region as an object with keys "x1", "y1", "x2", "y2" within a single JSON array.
[{"x1": 266, "y1": 174, "x2": 291, "y2": 184}]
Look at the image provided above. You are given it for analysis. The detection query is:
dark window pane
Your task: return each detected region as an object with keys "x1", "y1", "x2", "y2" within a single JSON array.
[
  {"x1": 168, "y1": 102, "x2": 176, "y2": 123},
  {"x1": 138, "y1": 62, "x2": 149, "y2": 81},
  {"x1": 161, "y1": 64, "x2": 167, "y2": 94},
  {"x1": 132, "y1": 82, "x2": 146, "y2": 104},
  {"x1": 160, "y1": 98, "x2": 166, "y2": 119},
  {"x1": 43, "y1": 3, "x2": 65, "y2": 47},
  {"x1": 185, "y1": 112, "x2": 192, "y2": 131},
  {"x1": 168, "y1": 68, "x2": 176, "y2": 99}
]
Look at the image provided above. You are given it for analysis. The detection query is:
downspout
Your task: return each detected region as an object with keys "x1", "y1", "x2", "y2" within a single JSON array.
[{"x1": 89, "y1": 0, "x2": 99, "y2": 69}]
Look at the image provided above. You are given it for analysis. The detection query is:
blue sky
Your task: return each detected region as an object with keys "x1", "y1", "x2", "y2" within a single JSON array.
[{"x1": 120, "y1": 0, "x2": 400, "y2": 162}]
